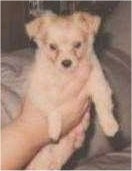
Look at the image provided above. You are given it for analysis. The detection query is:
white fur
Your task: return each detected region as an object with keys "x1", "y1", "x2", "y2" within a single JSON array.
[{"x1": 26, "y1": 12, "x2": 119, "y2": 141}]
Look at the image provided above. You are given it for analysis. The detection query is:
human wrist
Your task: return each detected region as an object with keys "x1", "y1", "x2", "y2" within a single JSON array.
[
  {"x1": 1, "y1": 114, "x2": 48, "y2": 170},
  {"x1": 17, "y1": 115, "x2": 49, "y2": 148},
  {"x1": 18, "y1": 99, "x2": 50, "y2": 148}
]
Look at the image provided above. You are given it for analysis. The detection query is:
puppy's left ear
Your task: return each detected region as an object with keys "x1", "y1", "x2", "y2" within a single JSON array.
[{"x1": 74, "y1": 12, "x2": 101, "y2": 36}]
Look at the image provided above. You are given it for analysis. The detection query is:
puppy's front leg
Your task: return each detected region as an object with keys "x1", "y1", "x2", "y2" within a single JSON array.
[
  {"x1": 48, "y1": 112, "x2": 61, "y2": 141},
  {"x1": 89, "y1": 54, "x2": 119, "y2": 136}
]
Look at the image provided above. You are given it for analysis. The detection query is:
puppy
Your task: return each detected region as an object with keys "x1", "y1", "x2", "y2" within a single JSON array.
[{"x1": 26, "y1": 12, "x2": 119, "y2": 141}]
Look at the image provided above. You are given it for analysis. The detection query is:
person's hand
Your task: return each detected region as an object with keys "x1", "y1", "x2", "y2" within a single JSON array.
[
  {"x1": 1, "y1": 59, "x2": 92, "y2": 170},
  {"x1": 26, "y1": 110, "x2": 90, "y2": 170},
  {"x1": 21, "y1": 59, "x2": 92, "y2": 147}
]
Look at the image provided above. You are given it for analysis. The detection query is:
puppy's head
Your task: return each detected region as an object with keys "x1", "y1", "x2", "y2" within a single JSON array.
[{"x1": 26, "y1": 12, "x2": 101, "y2": 71}]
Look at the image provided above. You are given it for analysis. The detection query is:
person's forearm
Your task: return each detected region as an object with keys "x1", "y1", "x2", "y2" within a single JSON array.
[
  {"x1": 1, "y1": 92, "x2": 88, "y2": 170},
  {"x1": 1, "y1": 102, "x2": 50, "y2": 170}
]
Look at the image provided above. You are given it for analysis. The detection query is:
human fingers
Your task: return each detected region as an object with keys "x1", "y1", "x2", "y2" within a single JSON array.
[
  {"x1": 27, "y1": 132, "x2": 76, "y2": 170},
  {"x1": 71, "y1": 109, "x2": 90, "y2": 149},
  {"x1": 80, "y1": 110, "x2": 91, "y2": 131}
]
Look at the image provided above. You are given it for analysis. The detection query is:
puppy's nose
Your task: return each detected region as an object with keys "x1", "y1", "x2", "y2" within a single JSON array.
[{"x1": 61, "y1": 59, "x2": 72, "y2": 68}]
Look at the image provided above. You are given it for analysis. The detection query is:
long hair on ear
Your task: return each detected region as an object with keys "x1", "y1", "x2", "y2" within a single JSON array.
[{"x1": 73, "y1": 12, "x2": 101, "y2": 36}]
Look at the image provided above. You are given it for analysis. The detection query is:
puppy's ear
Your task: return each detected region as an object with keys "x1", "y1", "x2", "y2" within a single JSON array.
[
  {"x1": 25, "y1": 15, "x2": 57, "y2": 41},
  {"x1": 74, "y1": 12, "x2": 101, "y2": 36},
  {"x1": 25, "y1": 18, "x2": 42, "y2": 39}
]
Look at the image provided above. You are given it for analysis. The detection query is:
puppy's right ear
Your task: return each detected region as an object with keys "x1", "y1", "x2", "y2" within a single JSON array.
[
  {"x1": 73, "y1": 12, "x2": 101, "y2": 36},
  {"x1": 25, "y1": 18, "x2": 42, "y2": 39}
]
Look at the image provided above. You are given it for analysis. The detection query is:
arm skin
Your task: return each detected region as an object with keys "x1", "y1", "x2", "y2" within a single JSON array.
[
  {"x1": 1, "y1": 85, "x2": 89, "y2": 170},
  {"x1": 1, "y1": 99, "x2": 50, "y2": 170}
]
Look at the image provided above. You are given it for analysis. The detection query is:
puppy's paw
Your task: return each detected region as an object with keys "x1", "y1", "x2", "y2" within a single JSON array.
[
  {"x1": 48, "y1": 113, "x2": 61, "y2": 142},
  {"x1": 102, "y1": 119, "x2": 119, "y2": 137}
]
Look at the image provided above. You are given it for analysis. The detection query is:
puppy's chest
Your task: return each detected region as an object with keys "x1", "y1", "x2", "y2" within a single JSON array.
[{"x1": 30, "y1": 67, "x2": 70, "y2": 110}]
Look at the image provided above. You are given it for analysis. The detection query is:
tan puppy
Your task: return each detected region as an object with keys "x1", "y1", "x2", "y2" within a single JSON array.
[{"x1": 26, "y1": 12, "x2": 119, "y2": 141}]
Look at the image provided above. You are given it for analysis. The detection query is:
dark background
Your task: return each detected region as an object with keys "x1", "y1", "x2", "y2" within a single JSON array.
[{"x1": 1, "y1": 1, "x2": 119, "y2": 52}]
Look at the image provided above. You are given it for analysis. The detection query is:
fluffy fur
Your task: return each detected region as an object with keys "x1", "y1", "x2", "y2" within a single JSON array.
[{"x1": 26, "y1": 12, "x2": 119, "y2": 141}]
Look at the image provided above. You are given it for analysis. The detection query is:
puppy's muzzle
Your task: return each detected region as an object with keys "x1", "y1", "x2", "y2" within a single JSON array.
[{"x1": 61, "y1": 59, "x2": 72, "y2": 68}]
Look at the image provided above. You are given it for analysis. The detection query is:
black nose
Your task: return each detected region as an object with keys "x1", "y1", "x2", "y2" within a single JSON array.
[{"x1": 61, "y1": 59, "x2": 72, "y2": 68}]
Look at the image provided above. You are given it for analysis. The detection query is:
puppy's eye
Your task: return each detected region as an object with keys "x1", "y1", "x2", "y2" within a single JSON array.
[
  {"x1": 49, "y1": 43, "x2": 57, "y2": 50},
  {"x1": 74, "y1": 42, "x2": 82, "y2": 49}
]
